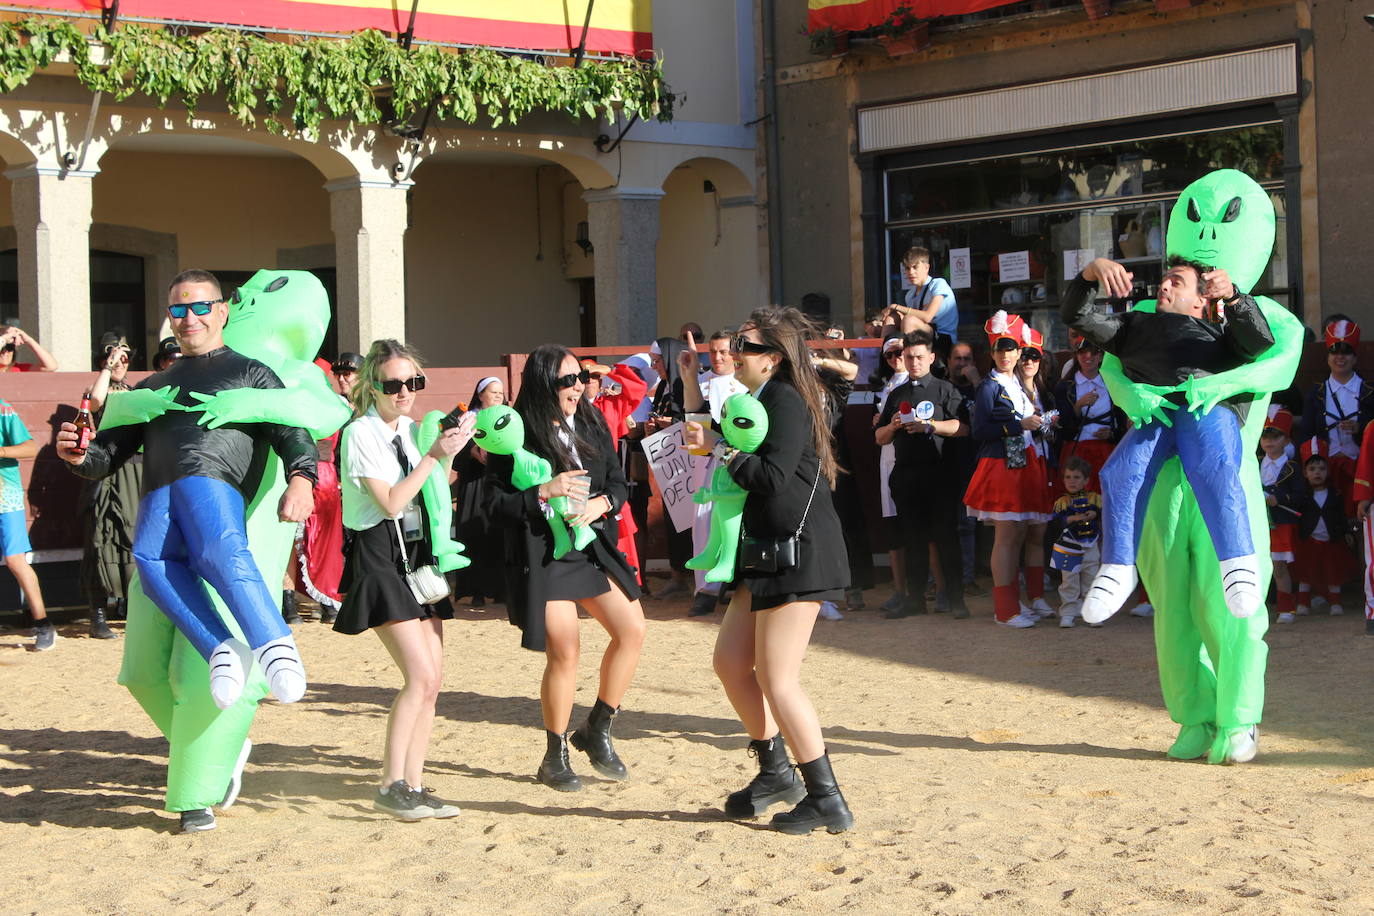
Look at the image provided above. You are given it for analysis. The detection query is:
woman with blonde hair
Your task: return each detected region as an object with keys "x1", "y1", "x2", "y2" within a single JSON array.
[
  {"x1": 684, "y1": 306, "x2": 854, "y2": 835},
  {"x1": 333, "y1": 339, "x2": 475, "y2": 819}
]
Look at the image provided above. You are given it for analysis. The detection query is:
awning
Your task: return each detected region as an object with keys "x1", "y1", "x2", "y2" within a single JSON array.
[
  {"x1": 808, "y1": 0, "x2": 1018, "y2": 30},
  {"x1": 2, "y1": 0, "x2": 653, "y2": 55}
]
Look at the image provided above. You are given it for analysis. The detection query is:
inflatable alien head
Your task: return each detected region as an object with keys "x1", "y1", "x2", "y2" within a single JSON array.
[
  {"x1": 720, "y1": 393, "x2": 769, "y2": 453},
  {"x1": 1166, "y1": 169, "x2": 1274, "y2": 294},
  {"x1": 473, "y1": 405, "x2": 524, "y2": 456},
  {"x1": 224, "y1": 270, "x2": 331, "y2": 365}
]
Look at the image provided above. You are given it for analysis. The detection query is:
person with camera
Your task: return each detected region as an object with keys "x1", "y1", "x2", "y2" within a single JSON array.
[
  {"x1": 684, "y1": 307, "x2": 853, "y2": 836},
  {"x1": 0, "y1": 324, "x2": 58, "y2": 372},
  {"x1": 332, "y1": 338, "x2": 474, "y2": 820},
  {"x1": 484, "y1": 345, "x2": 647, "y2": 793},
  {"x1": 874, "y1": 330, "x2": 970, "y2": 619}
]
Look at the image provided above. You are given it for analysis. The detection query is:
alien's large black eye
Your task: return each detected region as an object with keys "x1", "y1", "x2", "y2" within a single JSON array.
[
  {"x1": 266, "y1": 276, "x2": 289, "y2": 292},
  {"x1": 1221, "y1": 196, "x2": 1242, "y2": 223},
  {"x1": 473, "y1": 429, "x2": 486, "y2": 439},
  {"x1": 1186, "y1": 197, "x2": 1201, "y2": 222},
  {"x1": 494, "y1": 413, "x2": 512, "y2": 431},
  {"x1": 732, "y1": 417, "x2": 755, "y2": 429}
]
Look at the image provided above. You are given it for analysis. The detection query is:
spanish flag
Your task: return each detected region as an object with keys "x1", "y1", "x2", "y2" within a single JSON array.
[
  {"x1": 809, "y1": 0, "x2": 1017, "y2": 30},
  {"x1": 11, "y1": 0, "x2": 651, "y2": 55}
]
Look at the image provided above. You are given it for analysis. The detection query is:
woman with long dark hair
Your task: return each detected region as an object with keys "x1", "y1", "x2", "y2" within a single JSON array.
[
  {"x1": 683, "y1": 306, "x2": 854, "y2": 835},
  {"x1": 333, "y1": 339, "x2": 474, "y2": 819},
  {"x1": 452, "y1": 376, "x2": 507, "y2": 607},
  {"x1": 485, "y1": 345, "x2": 647, "y2": 791}
]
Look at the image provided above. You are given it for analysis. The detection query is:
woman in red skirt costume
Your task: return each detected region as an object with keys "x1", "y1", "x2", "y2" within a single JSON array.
[
  {"x1": 1052, "y1": 334, "x2": 1126, "y2": 496},
  {"x1": 965, "y1": 311, "x2": 1054, "y2": 627}
]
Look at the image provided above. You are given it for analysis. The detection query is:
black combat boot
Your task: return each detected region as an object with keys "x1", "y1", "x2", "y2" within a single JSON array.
[
  {"x1": 537, "y1": 730, "x2": 582, "y2": 792},
  {"x1": 281, "y1": 590, "x2": 302, "y2": 625},
  {"x1": 569, "y1": 699, "x2": 628, "y2": 779},
  {"x1": 89, "y1": 606, "x2": 118, "y2": 639},
  {"x1": 770, "y1": 752, "x2": 854, "y2": 835},
  {"x1": 723, "y1": 734, "x2": 805, "y2": 818}
]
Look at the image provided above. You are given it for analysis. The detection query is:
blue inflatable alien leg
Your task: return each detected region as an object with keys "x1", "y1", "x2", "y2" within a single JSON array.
[
  {"x1": 132, "y1": 485, "x2": 232, "y2": 660},
  {"x1": 1098, "y1": 420, "x2": 1175, "y2": 567},
  {"x1": 171, "y1": 476, "x2": 289, "y2": 652},
  {"x1": 1173, "y1": 406, "x2": 1255, "y2": 562}
]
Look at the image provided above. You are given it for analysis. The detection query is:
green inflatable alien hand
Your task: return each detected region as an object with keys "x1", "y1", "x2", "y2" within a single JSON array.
[
  {"x1": 474, "y1": 405, "x2": 592, "y2": 560},
  {"x1": 413, "y1": 410, "x2": 470, "y2": 573},
  {"x1": 98, "y1": 386, "x2": 184, "y2": 430},
  {"x1": 686, "y1": 393, "x2": 770, "y2": 583}
]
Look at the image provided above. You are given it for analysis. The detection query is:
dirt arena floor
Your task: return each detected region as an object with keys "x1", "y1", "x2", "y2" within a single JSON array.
[{"x1": 3, "y1": 587, "x2": 1373, "y2": 915}]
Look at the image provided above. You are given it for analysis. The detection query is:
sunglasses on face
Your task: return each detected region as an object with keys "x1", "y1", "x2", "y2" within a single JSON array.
[
  {"x1": 556, "y1": 369, "x2": 592, "y2": 389},
  {"x1": 1021, "y1": 349, "x2": 1042, "y2": 362},
  {"x1": 884, "y1": 351, "x2": 902, "y2": 360},
  {"x1": 167, "y1": 299, "x2": 221, "y2": 319},
  {"x1": 732, "y1": 335, "x2": 773, "y2": 355},
  {"x1": 374, "y1": 375, "x2": 426, "y2": 395}
]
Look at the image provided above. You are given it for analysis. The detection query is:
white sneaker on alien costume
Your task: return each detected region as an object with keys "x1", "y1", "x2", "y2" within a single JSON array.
[
  {"x1": 1219, "y1": 554, "x2": 1263, "y2": 618},
  {"x1": 1080, "y1": 563, "x2": 1138, "y2": 624},
  {"x1": 1224, "y1": 726, "x2": 1259, "y2": 764},
  {"x1": 254, "y1": 636, "x2": 307, "y2": 703},
  {"x1": 209, "y1": 638, "x2": 253, "y2": 710}
]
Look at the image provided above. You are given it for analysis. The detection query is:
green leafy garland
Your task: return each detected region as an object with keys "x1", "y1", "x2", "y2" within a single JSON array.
[{"x1": 0, "y1": 17, "x2": 673, "y2": 135}]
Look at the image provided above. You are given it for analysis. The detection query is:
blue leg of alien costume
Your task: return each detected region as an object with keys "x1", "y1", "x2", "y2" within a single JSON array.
[
  {"x1": 132, "y1": 476, "x2": 288, "y2": 659},
  {"x1": 1100, "y1": 407, "x2": 1255, "y2": 567}
]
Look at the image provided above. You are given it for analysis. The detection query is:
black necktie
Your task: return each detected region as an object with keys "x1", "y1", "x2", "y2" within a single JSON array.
[{"x1": 392, "y1": 436, "x2": 411, "y2": 475}]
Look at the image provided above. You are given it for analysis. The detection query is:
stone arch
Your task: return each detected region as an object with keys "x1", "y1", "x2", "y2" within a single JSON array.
[{"x1": 413, "y1": 126, "x2": 616, "y2": 189}]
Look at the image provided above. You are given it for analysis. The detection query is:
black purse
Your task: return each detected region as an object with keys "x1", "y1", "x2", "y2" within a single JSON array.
[{"x1": 739, "y1": 463, "x2": 821, "y2": 574}]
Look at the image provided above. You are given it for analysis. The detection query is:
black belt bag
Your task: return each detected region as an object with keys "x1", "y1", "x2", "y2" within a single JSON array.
[{"x1": 739, "y1": 464, "x2": 821, "y2": 575}]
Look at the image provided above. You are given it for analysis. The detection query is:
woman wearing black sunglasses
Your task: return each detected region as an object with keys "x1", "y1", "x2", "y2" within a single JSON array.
[
  {"x1": 484, "y1": 344, "x2": 646, "y2": 792},
  {"x1": 333, "y1": 339, "x2": 475, "y2": 820},
  {"x1": 682, "y1": 308, "x2": 853, "y2": 836}
]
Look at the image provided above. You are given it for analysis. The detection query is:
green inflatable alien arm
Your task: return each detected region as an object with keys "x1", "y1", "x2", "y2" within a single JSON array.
[
  {"x1": 686, "y1": 393, "x2": 770, "y2": 583},
  {"x1": 98, "y1": 386, "x2": 184, "y2": 430}
]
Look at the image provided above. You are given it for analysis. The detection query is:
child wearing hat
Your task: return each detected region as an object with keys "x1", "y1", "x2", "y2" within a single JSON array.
[
  {"x1": 1292, "y1": 437, "x2": 1356, "y2": 616},
  {"x1": 1260, "y1": 407, "x2": 1301, "y2": 623},
  {"x1": 1298, "y1": 317, "x2": 1374, "y2": 516}
]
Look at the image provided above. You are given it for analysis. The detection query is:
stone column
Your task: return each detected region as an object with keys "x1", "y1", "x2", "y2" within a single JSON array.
[
  {"x1": 6, "y1": 165, "x2": 96, "y2": 369},
  {"x1": 584, "y1": 187, "x2": 664, "y2": 346},
  {"x1": 328, "y1": 178, "x2": 411, "y2": 352}
]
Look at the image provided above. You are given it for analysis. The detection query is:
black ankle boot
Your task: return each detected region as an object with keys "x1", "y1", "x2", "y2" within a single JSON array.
[
  {"x1": 282, "y1": 590, "x2": 302, "y2": 625},
  {"x1": 319, "y1": 603, "x2": 337, "y2": 625},
  {"x1": 537, "y1": 730, "x2": 582, "y2": 792},
  {"x1": 109, "y1": 597, "x2": 127, "y2": 621},
  {"x1": 770, "y1": 752, "x2": 853, "y2": 835},
  {"x1": 89, "y1": 607, "x2": 118, "y2": 640},
  {"x1": 569, "y1": 699, "x2": 628, "y2": 780},
  {"x1": 724, "y1": 734, "x2": 805, "y2": 818}
]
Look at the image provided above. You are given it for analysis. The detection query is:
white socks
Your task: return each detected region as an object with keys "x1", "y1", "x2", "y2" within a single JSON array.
[
  {"x1": 1081, "y1": 563, "x2": 1139, "y2": 624},
  {"x1": 1218, "y1": 554, "x2": 1262, "y2": 618},
  {"x1": 254, "y1": 636, "x2": 308, "y2": 704},
  {"x1": 209, "y1": 638, "x2": 253, "y2": 710}
]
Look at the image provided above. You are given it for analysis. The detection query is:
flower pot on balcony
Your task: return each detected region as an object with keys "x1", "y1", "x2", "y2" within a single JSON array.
[{"x1": 879, "y1": 23, "x2": 929, "y2": 58}]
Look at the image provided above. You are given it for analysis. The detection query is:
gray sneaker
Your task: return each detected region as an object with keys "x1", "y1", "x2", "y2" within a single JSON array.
[
  {"x1": 373, "y1": 780, "x2": 432, "y2": 820},
  {"x1": 412, "y1": 786, "x2": 461, "y2": 819},
  {"x1": 179, "y1": 808, "x2": 216, "y2": 832},
  {"x1": 33, "y1": 623, "x2": 56, "y2": 652}
]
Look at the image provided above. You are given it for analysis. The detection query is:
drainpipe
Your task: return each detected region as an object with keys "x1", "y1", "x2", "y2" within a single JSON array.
[{"x1": 761, "y1": 0, "x2": 784, "y2": 304}]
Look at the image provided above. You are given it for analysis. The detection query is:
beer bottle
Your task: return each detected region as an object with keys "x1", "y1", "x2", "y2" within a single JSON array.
[{"x1": 73, "y1": 390, "x2": 94, "y2": 454}]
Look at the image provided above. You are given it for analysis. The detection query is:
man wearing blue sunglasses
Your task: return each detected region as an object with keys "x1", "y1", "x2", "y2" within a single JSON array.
[{"x1": 58, "y1": 269, "x2": 319, "y2": 719}]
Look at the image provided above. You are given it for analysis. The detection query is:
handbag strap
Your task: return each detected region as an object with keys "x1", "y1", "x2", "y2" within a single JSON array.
[
  {"x1": 391, "y1": 517, "x2": 414, "y2": 575},
  {"x1": 793, "y1": 460, "x2": 822, "y2": 539}
]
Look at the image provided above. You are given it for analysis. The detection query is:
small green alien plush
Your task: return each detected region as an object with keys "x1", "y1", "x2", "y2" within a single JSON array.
[
  {"x1": 686, "y1": 392, "x2": 770, "y2": 583},
  {"x1": 474, "y1": 405, "x2": 594, "y2": 559}
]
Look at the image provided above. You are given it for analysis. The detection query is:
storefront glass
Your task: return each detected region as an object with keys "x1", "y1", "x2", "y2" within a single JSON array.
[{"x1": 882, "y1": 123, "x2": 1287, "y2": 350}]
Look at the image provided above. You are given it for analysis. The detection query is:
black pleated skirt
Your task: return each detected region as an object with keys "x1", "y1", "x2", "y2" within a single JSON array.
[{"x1": 333, "y1": 521, "x2": 454, "y2": 635}]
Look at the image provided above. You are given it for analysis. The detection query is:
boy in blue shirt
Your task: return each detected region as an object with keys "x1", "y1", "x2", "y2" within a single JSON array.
[
  {"x1": 894, "y1": 247, "x2": 958, "y2": 359},
  {"x1": 1050, "y1": 456, "x2": 1102, "y2": 628},
  {"x1": 0, "y1": 396, "x2": 53, "y2": 649}
]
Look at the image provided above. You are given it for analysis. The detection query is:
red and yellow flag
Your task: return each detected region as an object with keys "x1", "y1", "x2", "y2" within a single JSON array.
[
  {"x1": 10, "y1": 0, "x2": 652, "y2": 55},
  {"x1": 808, "y1": 0, "x2": 1016, "y2": 30}
]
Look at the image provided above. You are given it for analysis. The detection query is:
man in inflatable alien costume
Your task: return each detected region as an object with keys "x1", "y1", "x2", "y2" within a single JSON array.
[
  {"x1": 1062, "y1": 170, "x2": 1302, "y2": 763},
  {"x1": 687, "y1": 392, "x2": 769, "y2": 583},
  {"x1": 59, "y1": 269, "x2": 349, "y2": 829}
]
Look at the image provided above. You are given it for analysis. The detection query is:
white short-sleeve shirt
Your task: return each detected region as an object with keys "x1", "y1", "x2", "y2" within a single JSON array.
[{"x1": 341, "y1": 407, "x2": 422, "y2": 531}]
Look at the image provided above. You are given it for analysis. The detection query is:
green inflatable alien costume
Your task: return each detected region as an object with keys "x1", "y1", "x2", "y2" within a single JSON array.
[
  {"x1": 472, "y1": 404, "x2": 594, "y2": 559},
  {"x1": 1095, "y1": 170, "x2": 1302, "y2": 763},
  {"x1": 113, "y1": 270, "x2": 350, "y2": 814},
  {"x1": 686, "y1": 392, "x2": 770, "y2": 582}
]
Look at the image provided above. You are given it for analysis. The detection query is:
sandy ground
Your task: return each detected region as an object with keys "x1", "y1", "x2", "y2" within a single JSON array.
[{"x1": 3, "y1": 587, "x2": 1374, "y2": 915}]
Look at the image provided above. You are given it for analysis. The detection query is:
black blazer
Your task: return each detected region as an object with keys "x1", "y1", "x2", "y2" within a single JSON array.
[
  {"x1": 724, "y1": 379, "x2": 849, "y2": 600},
  {"x1": 1297, "y1": 378, "x2": 1374, "y2": 449},
  {"x1": 484, "y1": 413, "x2": 641, "y2": 652},
  {"x1": 1053, "y1": 372, "x2": 1127, "y2": 444},
  {"x1": 1294, "y1": 484, "x2": 1349, "y2": 543}
]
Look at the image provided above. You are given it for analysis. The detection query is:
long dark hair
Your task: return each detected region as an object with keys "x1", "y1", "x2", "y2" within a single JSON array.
[
  {"x1": 746, "y1": 306, "x2": 838, "y2": 485},
  {"x1": 514, "y1": 344, "x2": 609, "y2": 473},
  {"x1": 652, "y1": 336, "x2": 688, "y2": 416}
]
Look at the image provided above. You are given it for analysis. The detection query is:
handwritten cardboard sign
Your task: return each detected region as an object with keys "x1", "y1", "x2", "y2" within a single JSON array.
[{"x1": 641, "y1": 422, "x2": 710, "y2": 533}]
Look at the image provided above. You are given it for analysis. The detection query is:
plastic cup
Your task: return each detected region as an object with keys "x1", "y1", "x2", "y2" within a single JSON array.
[
  {"x1": 565, "y1": 471, "x2": 592, "y2": 514},
  {"x1": 685, "y1": 412, "x2": 712, "y2": 456}
]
